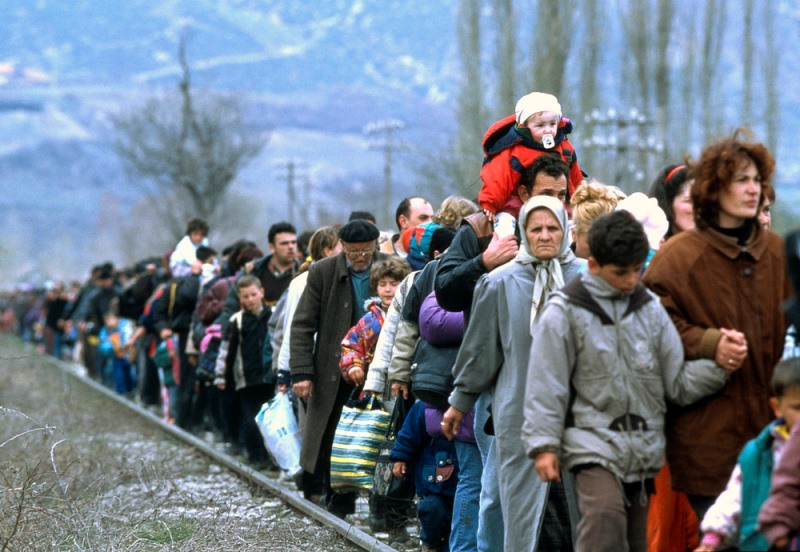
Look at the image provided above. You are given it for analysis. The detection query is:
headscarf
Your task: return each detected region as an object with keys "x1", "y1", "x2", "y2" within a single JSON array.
[{"x1": 515, "y1": 195, "x2": 573, "y2": 332}]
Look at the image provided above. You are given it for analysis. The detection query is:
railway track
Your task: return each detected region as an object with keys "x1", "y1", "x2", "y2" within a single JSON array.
[{"x1": 0, "y1": 336, "x2": 402, "y2": 551}]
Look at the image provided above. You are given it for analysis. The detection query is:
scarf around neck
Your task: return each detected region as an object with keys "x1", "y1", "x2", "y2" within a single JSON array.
[{"x1": 515, "y1": 195, "x2": 574, "y2": 332}]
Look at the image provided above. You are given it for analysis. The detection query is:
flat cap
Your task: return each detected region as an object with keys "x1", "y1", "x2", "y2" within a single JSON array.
[{"x1": 339, "y1": 219, "x2": 380, "y2": 242}]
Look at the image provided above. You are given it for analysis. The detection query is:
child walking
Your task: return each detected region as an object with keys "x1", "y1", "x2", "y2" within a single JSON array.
[
  {"x1": 523, "y1": 210, "x2": 734, "y2": 552},
  {"x1": 339, "y1": 257, "x2": 411, "y2": 387},
  {"x1": 214, "y1": 275, "x2": 275, "y2": 470},
  {"x1": 98, "y1": 303, "x2": 136, "y2": 394},
  {"x1": 696, "y1": 357, "x2": 800, "y2": 551},
  {"x1": 391, "y1": 400, "x2": 471, "y2": 552},
  {"x1": 479, "y1": 91, "x2": 583, "y2": 236}
]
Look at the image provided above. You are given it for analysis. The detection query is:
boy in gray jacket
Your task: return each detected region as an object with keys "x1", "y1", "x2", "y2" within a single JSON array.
[{"x1": 522, "y1": 210, "x2": 736, "y2": 552}]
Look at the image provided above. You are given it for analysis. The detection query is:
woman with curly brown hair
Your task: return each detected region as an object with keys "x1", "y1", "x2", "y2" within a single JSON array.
[{"x1": 643, "y1": 130, "x2": 791, "y2": 525}]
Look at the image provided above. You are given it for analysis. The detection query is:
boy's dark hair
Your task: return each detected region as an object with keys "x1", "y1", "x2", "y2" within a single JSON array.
[
  {"x1": 186, "y1": 217, "x2": 210, "y2": 236},
  {"x1": 588, "y1": 210, "x2": 650, "y2": 266},
  {"x1": 349, "y1": 211, "x2": 377, "y2": 225},
  {"x1": 369, "y1": 257, "x2": 412, "y2": 291},
  {"x1": 519, "y1": 154, "x2": 570, "y2": 194},
  {"x1": 195, "y1": 246, "x2": 217, "y2": 263},
  {"x1": 771, "y1": 357, "x2": 800, "y2": 398},
  {"x1": 429, "y1": 226, "x2": 457, "y2": 257},
  {"x1": 237, "y1": 275, "x2": 262, "y2": 291},
  {"x1": 268, "y1": 221, "x2": 297, "y2": 245}
]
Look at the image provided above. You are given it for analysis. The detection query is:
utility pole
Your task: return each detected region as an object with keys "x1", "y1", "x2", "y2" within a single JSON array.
[
  {"x1": 273, "y1": 158, "x2": 305, "y2": 225},
  {"x1": 364, "y1": 119, "x2": 408, "y2": 227},
  {"x1": 582, "y1": 107, "x2": 664, "y2": 192}
]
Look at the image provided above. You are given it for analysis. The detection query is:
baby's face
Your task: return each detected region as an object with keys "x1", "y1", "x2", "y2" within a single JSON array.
[{"x1": 522, "y1": 111, "x2": 559, "y2": 145}]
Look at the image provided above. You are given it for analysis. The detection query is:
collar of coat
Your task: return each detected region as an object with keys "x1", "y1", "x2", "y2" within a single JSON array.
[{"x1": 694, "y1": 223, "x2": 768, "y2": 261}]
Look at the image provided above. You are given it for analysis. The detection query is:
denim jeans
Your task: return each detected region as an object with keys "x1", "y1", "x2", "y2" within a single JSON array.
[
  {"x1": 475, "y1": 391, "x2": 504, "y2": 551},
  {"x1": 418, "y1": 493, "x2": 454, "y2": 551},
  {"x1": 451, "y1": 440, "x2": 481, "y2": 551}
]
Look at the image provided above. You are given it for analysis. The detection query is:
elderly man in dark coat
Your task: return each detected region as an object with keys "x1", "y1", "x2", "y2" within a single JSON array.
[{"x1": 290, "y1": 219, "x2": 389, "y2": 518}]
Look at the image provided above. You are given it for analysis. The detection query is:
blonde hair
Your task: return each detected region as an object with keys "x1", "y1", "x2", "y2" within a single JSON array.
[
  {"x1": 433, "y1": 195, "x2": 480, "y2": 227},
  {"x1": 570, "y1": 180, "x2": 627, "y2": 236}
]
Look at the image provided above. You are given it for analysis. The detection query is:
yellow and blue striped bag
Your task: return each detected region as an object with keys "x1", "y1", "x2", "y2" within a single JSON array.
[{"x1": 330, "y1": 393, "x2": 391, "y2": 492}]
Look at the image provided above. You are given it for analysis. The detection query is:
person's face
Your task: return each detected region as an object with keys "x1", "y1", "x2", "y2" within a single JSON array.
[
  {"x1": 342, "y1": 240, "x2": 377, "y2": 272},
  {"x1": 400, "y1": 198, "x2": 433, "y2": 230},
  {"x1": 525, "y1": 208, "x2": 564, "y2": 260},
  {"x1": 671, "y1": 181, "x2": 695, "y2": 233},
  {"x1": 717, "y1": 159, "x2": 762, "y2": 228},
  {"x1": 270, "y1": 232, "x2": 298, "y2": 265},
  {"x1": 104, "y1": 314, "x2": 119, "y2": 329},
  {"x1": 588, "y1": 258, "x2": 644, "y2": 295},
  {"x1": 521, "y1": 111, "x2": 559, "y2": 144},
  {"x1": 571, "y1": 227, "x2": 590, "y2": 259},
  {"x1": 757, "y1": 197, "x2": 773, "y2": 230},
  {"x1": 376, "y1": 277, "x2": 401, "y2": 309},
  {"x1": 189, "y1": 230, "x2": 206, "y2": 245},
  {"x1": 519, "y1": 173, "x2": 568, "y2": 205},
  {"x1": 770, "y1": 386, "x2": 800, "y2": 431},
  {"x1": 238, "y1": 284, "x2": 264, "y2": 313}
]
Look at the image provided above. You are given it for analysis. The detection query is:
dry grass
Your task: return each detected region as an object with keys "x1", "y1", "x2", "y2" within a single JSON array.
[{"x1": 0, "y1": 336, "x2": 360, "y2": 551}]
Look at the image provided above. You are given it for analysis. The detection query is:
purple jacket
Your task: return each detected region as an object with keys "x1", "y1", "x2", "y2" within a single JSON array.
[
  {"x1": 424, "y1": 403, "x2": 476, "y2": 443},
  {"x1": 418, "y1": 290, "x2": 464, "y2": 347}
]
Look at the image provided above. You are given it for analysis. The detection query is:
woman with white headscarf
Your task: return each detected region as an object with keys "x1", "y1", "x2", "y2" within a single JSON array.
[{"x1": 442, "y1": 195, "x2": 585, "y2": 551}]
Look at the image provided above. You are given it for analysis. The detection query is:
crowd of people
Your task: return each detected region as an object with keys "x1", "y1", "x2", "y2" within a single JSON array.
[{"x1": 3, "y1": 90, "x2": 800, "y2": 552}]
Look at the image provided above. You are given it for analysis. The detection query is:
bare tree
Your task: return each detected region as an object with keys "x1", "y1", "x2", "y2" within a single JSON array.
[
  {"x1": 761, "y1": 0, "x2": 779, "y2": 155},
  {"x1": 530, "y1": 0, "x2": 570, "y2": 99},
  {"x1": 110, "y1": 36, "x2": 267, "y2": 238},
  {"x1": 700, "y1": 0, "x2": 727, "y2": 141},
  {"x1": 742, "y1": 0, "x2": 754, "y2": 127},
  {"x1": 413, "y1": 0, "x2": 486, "y2": 202},
  {"x1": 578, "y1": 0, "x2": 602, "y2": 174},
  {"x1": 493, "y1": 0, "x2": 517, "y2": 117}
]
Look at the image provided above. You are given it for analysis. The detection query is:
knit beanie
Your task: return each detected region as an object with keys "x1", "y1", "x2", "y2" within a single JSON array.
[
  {"x1": 515, "y1": 92, "x2": 562, "y2": 125},
  {"x1": 616, "y1": 192, "x2": 669, "y2": 250},
  {"x1": 401, "y1": 221, "x2": 442, "y2": 270}
]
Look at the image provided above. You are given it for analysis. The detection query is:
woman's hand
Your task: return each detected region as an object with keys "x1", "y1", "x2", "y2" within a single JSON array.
[
  {"x1": 440, "y1": 407, "x2": 464, "y2": 441},
  {"x1": 714, "y1": 328, "x2": 747, "y2": 373}
]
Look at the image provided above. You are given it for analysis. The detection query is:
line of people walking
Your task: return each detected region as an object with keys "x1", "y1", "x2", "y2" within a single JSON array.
[{"x1": 3, "y1": 90, "x2": 800, "y2": 552}]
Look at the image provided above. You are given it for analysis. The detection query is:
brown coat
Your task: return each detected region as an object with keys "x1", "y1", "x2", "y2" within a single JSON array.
[
  {"x1": 289, "y1": 252, "x2": 389, "y2": 471},
  {"x1": 643, "y1": 225, "x2": 790, "y2": 496}
]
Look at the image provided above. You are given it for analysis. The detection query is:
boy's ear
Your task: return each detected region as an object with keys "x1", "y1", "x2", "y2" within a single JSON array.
[
  {"x1": 768, "y1": 396, "x2": 781, "y2": 419},
  {"x1": 587, "y1": 256, "x2": 600, "y2": 275}
]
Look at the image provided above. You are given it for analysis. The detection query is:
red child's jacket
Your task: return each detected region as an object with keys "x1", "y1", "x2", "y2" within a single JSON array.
[{"x1": 478, "y1": 114, "x2": 583, "y2": 219}]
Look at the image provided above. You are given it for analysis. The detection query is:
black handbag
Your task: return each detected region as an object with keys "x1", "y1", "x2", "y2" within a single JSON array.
[{"x1": 372, "y1": 396, "x2": 416, "y2": 500}]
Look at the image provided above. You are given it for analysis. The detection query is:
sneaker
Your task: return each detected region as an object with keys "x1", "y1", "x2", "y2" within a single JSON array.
[{"x1": 420, "y1": 543, "x2": 438, "y2": 552}]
